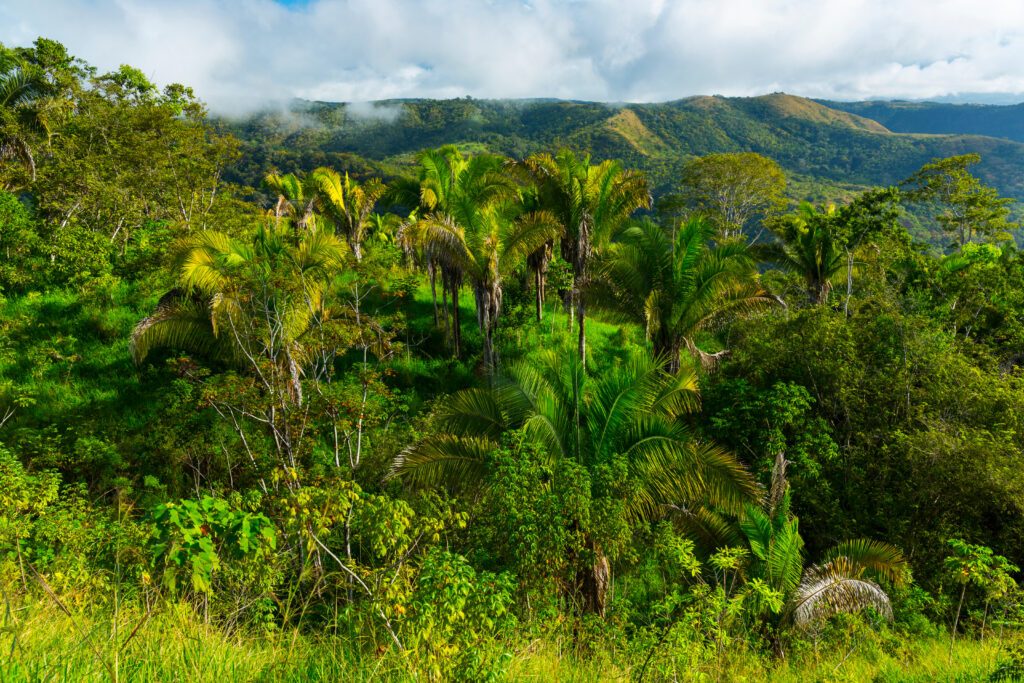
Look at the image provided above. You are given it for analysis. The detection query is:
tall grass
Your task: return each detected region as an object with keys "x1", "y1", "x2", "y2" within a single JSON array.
[{"x1": 0, "y1": 597, "x2": 1010, "y2": 682}]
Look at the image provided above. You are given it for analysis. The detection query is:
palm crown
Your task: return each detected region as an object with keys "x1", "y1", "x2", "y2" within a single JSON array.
[{"x1": 599, "y1": 217, "x2": 774, "y2": 371}]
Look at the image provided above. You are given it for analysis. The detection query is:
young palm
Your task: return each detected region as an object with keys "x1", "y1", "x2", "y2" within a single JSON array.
[
  {"x1": 515, "y1": 150, "x2": 651, "y2": 364},
  {"x1": 726, "y1": 453, "x2": 907, "y2": 633},
  {"x1": 310, "y1": 167, "x2": 386, "y2": 261},
  {"x1": 263, "y1": 171, "x2": 321, "y2": 233},
  {"x1": 391, "y1": 348, "x2": 758, "y2": 613},
  {"x1": 600, "y1": 217, "x2": 775, "y2": 372},
  {"x1": 760, "y1": 202, "x2": 846, "y2": 304}
]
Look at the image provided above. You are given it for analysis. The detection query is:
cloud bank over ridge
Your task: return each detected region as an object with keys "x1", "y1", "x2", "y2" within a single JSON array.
[{"x1": 3, "y1": 0, "x2": 1024, "y2": 113}]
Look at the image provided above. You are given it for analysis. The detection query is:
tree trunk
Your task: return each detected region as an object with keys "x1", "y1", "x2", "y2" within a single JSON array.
[
  {"x1": 452, "y1": 285, "x2": 461, "y2": 359},
  {"x1": 844, "y1": 248, "x2": 853, "y2": 317},
  {"x1": 668, "y1": 339, "x2": 682, "y2": 374},
  {"x1": 949, "y1": 582, "x2": 967, "y2": 662},
  {"x1": 429, "y1": 264, "x2": 439, "y2": 327},
  {"x1": 812, "y1": 279, "x2": 832, "y2": 305},
  {"x1": 535, "y1": 268, "x2": 543, "y2": 322},
  {"x1": 441, "y1": 278, "x2": 450, "y2": 342},
  {"x1": 577, "y1": 542, "x2": 610, "y2": 617},
  {"x1": 577, "y1": 297, "x2": 586, "y2": 366}
]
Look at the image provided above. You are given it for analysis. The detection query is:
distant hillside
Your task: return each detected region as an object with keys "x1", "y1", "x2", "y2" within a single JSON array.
[
  {"x1": 822, "y1": 99, "x2": 1024, "y2": 143},
  {"x1": 222, "y1": 94, "x2": 1024, "y2": 203}
]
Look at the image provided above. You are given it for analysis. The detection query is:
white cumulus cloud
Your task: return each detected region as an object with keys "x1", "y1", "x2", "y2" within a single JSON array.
[{"x1": 2, "y1": 0, "x2": 1024, "y2": 113}]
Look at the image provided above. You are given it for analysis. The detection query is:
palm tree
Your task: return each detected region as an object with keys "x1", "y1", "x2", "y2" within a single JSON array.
[
  {"x1": 263, "y1": 171, "x2": 321, "y2": 233},
  {"x1": 310, "y1": 167, "x2": 386, "y2": 261},
  {"x1": 511, "y1": 182, "x2": 556, "y2": 323},
  {"x1": 0, "y1": 55, "x2": 64, "y2": 185},
  {"x1": 132, "y1": 224, "x2": 347, "y2": 408},
  {"x1": 391, "y1": 348, "x2": 759, "y2": 614},
  {"x1": 402, "y1": 206, "x2": 559, "y2": 376},
  {"x1": 740, "y1": 454, "x2": 907, "y2": 632},
  {"x1": 760, "y1": 202, "x2": 845, "y2": 305},
  {"x1": 515, "y1": 150, "x2": 650, "y2": 364},
  {"x1": 599, "y1": 217, "x2": 775, "y2": 372},
  {"x1": 397, "y1": 146, "x2": 519, "y2": 360}
]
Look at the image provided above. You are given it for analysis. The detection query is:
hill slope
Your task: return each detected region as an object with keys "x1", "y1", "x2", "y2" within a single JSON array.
[{"x1": 223, "y1": 94, "x2": 1024, "y2": 201}]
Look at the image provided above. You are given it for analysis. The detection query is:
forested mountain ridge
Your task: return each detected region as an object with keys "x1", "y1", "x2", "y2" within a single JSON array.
[
  {"x1": 823, "y1": 98, "x2": 1024, "y2": 142},
  {"x1": 225, "y1": 92, "x2": 1024, "y2": 201}
]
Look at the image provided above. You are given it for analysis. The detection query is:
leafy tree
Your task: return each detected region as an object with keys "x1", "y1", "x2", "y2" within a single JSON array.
[
  {"x1": 944, "y1": 539, "x2": 1020, "y2": 654},
  {"x1": 0, "y1": 39, "x2": 82, "y2": 188},
  {"x1": 902, "y1": 154, "x2": 1015, "y2": 247},
  {"x1": 599, "y1": 216, "x2": 774, "y2": 371},
  {"x1": 26, "y1": 66, "x2": 241, "y2": 258},
  {"x1": 674, "y1": 152, "x2": 787, "y2": 242}
]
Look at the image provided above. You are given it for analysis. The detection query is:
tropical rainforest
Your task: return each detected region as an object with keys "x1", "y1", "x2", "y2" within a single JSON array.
[{"x1": 3, "y1": 37, "x2": 1024, "y2": 682}]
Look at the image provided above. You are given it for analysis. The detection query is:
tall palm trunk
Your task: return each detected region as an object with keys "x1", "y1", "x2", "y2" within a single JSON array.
[
  {"x1": 650, "y1": 329, "x2": 686, "y2": 374},
  {"x1": 527, "y1": 242, "x2": 551, "y2": 323},
  {"x1": 812, "y1": 279, "x2": 832, "y2": 305},
  {"x1": 451, "y1": 281, "x2": 462, "y2": 359},
  {"x1": 428, "y1": 262, "x2": 439, "y2": 326},
  {"x1": 577, "y1": 297, "x2": 586, "y2": 366},
  {"x1": 474, "y1": 280, "x2": 502, "y2": 379},
  {"x1": 535, "y1": 269, "x2": 544, "y2": 321}
]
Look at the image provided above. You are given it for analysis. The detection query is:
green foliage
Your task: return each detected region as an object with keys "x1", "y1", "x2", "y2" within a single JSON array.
[
  {"x1": 4, "y1": 34, "x2": 1024, "y2": 679},
  {"x1": 673, "y1": 151, "x2": 787, "y2": 240},
  {"x1": 148, "y1": 496, "x2": 276, "y2": 595},
  {"x1": 0, "y1": 191, "x2": 38, "y2": 292},
  {"x1": 470, "y1": 437, "x2": 590, "y2": 610},
  {"x1": 406, "y1": 549, "x2": 517, "y2": 681},
  {"x1": 704, "y1": 379, "x2": 839, "y2": 522},
  {"x1": 598, "y1": 216, "x2": 772, "y2": 370},
  {"x1": 903, "y1": 154, "x2": 1017, "y2": 247}
]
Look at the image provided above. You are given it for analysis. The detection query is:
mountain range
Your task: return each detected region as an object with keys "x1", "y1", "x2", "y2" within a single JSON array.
[{"x1": 223, "y1": 93, "x2": 1024, "y2": 205}]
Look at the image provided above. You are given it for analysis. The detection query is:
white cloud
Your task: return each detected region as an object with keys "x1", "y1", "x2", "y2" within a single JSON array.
[{"x1": 2, "y1": 0, "x2": 1024, "y2": 113}]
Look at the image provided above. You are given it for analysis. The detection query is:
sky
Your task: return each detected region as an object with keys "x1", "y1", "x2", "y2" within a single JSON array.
[{"x1": 2, "y1": 0, "x2": 1024, "y2": 114}]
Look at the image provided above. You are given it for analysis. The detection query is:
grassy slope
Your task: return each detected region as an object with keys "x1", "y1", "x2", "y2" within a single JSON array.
[{"x1": 0, "y1": 600, "x2": 1005, "y2": 682}]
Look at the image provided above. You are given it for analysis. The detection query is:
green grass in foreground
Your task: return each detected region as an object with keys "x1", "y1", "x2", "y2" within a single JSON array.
[{"x1": 0, "y1": 600, "x2": 1012, "y2": 682}]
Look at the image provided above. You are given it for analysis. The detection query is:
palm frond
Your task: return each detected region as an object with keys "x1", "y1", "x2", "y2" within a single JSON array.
[
  {"x1": 388, "y1": 434, "x2": 493, "y2": 490},
  {"x1": 131, "y1": 291, "x2": 226, "y2": 364},
  {"x1": 788, "y1": 559, "x2": 893, "y2": 628},
  {"x1": 669, "y1": 504, "x2": 746, "y2": 555},
  {"x1": 820, "y1": 539, "x2": 908, "y2": 586}
]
